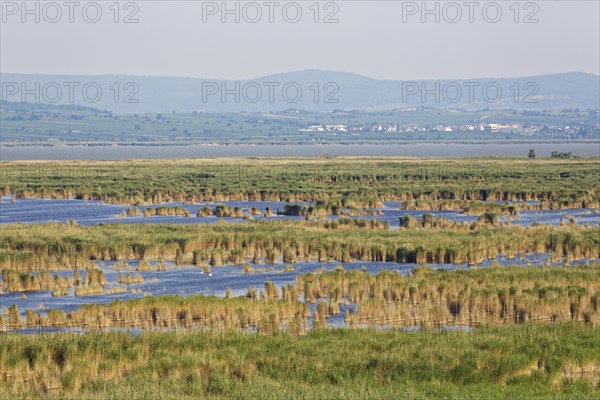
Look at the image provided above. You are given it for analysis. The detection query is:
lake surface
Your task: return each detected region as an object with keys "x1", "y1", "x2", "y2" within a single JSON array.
[
  {"x1": 2, "y1": 198, "x2": 598, "y2": 227},
  {"x1": 2, "y1": 142, "x2": 598, "y2": 160}
]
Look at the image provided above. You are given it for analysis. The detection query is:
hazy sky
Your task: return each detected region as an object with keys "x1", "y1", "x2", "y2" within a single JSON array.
[{"x1": 1, "y1": 1, "x2": 599, "y2": 80}]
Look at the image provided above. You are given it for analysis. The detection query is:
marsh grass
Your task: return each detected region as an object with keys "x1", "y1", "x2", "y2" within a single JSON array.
[
  {"x1": 143, "y1": 206, "x2": 191, "y2": 218},
  {"x1": 2, "y1": 158, "x2": 598, "y2": 209},
  {"x1": 1, "y1": 270, "x2": 72, "y2": 294},
  {"x1": 2, "y1": 293, "x2": 308, "y2": 333},
  {"x1": 298, "y1": 264, "x2": 600, "y2": 327},
  {"x1": 1, "y1": 221, "x2": 597, "y2": 271},
  {"x1": 117, "y1": 272, "x2": 143, "y2": 285},
  {"x1": 0, "y1": 324, "x2": 598, "y2": 399}
]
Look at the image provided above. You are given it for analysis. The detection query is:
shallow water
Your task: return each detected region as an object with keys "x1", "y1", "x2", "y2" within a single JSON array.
[
  {"x1": 1, "y1": 197, "x2": 598, "y2": 227},
  {"x1": 3, "y1": 255, "x2": 596, "y2": 325},
  {"x1": 2, "y1": 195, "x2": 598, "y2": 331}
]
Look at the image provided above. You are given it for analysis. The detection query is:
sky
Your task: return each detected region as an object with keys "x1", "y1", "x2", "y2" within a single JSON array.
[{"x1": 1, "y1": 0, "x2": 599, "y2": 80}]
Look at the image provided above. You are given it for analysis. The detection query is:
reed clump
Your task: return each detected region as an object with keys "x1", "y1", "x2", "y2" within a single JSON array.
[
  {"x1": 74, "y1": 285, "x2": 103, "y2": 296},
  {"x1": 72, "y1": 269, "x2": 106, "y2": 296},
  {"x1": 400, "y1": 200, "x2": 524, "y2": 215},
  {"x1": 215, "y1": 205, "x2": 244, "y2": 218},
  {"x1": 196, "y1": 205, "x2": 246, "y2": 218},
  {"x1": 1, "y1": 270, "x2": 72, "y2": 293},
  {"x1": 196, "y1": 206, "x2": 214, "y2": 217},
  {"x1": 117, "y1": 272, "x2": 144, "y2": 284},
  {"x1": 279, "y1": 202, "x2": 381, "y2": 218},
  {"x1": 249, "y1": 207, "x2": 261, "y2": 215},
  {"x1": 125, "y1": 207, "x2": 143, "y2": 217},
  {"x1": 112, "y1": 261, "x2": 130, "y2": 271},
  {"x1": 156, "y1": 261, "x2": 167, "y2": 271},
  {"x1": 142, "y1": 206, "x2": 191, "y2": 218},
  {"x1": 135, "y1": 260, "x2": 153, "y2": 271},
  {"x1": 51, "y1": 287, "x2": 69, "y2": 296},
  {"x1": 106, "y1": 287, "x2": 127, "y2": 295}
]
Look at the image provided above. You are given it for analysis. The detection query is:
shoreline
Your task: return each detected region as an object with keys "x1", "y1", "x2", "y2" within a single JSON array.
[
  {"x1": 1, "y1": 139, "x2": 598, "y2": 147},
  {"x1": 2, "y1": 142, "x2": 599, "y2": 161}
]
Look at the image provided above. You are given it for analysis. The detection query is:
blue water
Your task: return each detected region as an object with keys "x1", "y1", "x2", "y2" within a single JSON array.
[
  {"x1": 1, "y1": 196, "x2": 598, "y2": 330},
  {"x1": 1, "y1": 197, "x2": 598, "y2": 227}
]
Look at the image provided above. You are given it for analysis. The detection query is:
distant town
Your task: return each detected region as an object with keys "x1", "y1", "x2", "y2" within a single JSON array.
[
  {"x1": 301, "y1": 123, "x2": 599, "y2": 139},
  {"x1": 1, "y1": 101, "x2": 598, "y2": 144}
]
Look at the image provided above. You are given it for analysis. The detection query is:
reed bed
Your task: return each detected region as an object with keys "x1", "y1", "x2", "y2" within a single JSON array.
[
  {"x1": 295, "y1": 264, "x2": 600, "y2": 328},
  {"x1": 143, "y1": 207, "x2": 190, "y2": 217},
  {"x1": 0, "y1": 292, "x2": 308, "y2": 334},
  {"x1": 0, "y1": 250, "x2": 96, "y2": 272},
  {"x1": 279, "y1": 202, "x2": 382, "y2": 218},
  {"x1": 73, "y1": 285, "x2": 104, "y2": 297},
  {"x1": 3, "y1": 265, "x2": 599, "y2": 333},
  {"x1": 120, "y1": 206, "x2": 191, "y2": 218},
  {"x1": 195, "y1": 205, "x2": 245, "y2": 218},
  {"x1": 1, "y1": 270, "x2": 72, "y2": 293},
  {"x1": 1, "y1": 220, "x2": 597, "y2": 271},
  {"x1": 400, "y1": 199, "x2": 599, "y2": 213},
  {"x1": 2, "y1": 158, "x2": 598, "y2": 207}
]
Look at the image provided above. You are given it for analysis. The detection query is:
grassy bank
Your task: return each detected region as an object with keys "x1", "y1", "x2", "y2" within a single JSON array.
[
  {"x1": 0, "y1": 324, "x2": 599, "y2": 399},
  {"x1": 1, "y1": 157, "x2": 598, "y2": 206}
]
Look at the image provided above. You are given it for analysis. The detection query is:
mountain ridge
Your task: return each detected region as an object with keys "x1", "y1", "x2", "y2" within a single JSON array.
[{"x1": 2, "y1": 71, "x2": 598, "y2": 113}]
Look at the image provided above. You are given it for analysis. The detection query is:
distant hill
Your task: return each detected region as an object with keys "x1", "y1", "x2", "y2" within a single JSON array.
[
  {"x1": 1, "y1": 71, "x2": 598, "y2": 113},
  {"x1": 0, "y1": 101, "x2": 108, "y2": 114}
]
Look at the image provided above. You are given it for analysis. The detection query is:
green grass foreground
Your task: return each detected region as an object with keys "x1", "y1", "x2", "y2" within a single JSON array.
[{"x1": 0, "y1": 324, "x2": 599, "y2": 399}]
